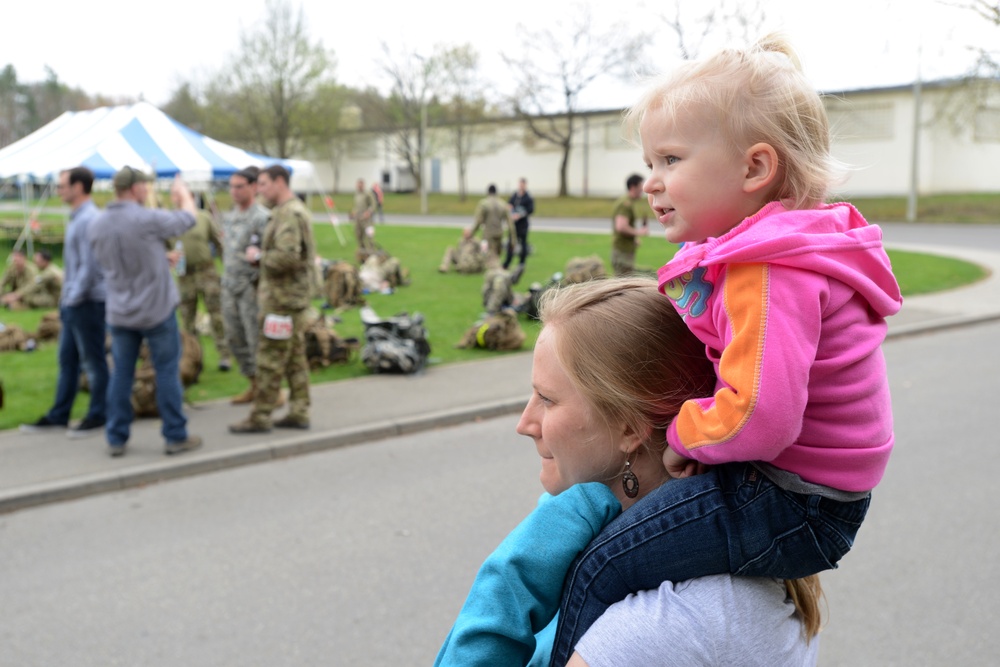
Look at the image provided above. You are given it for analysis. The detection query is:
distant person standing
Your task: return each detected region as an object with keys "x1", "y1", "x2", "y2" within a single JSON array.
[
  {"x1": 467, "y1": 184, "x2": 514, "y2": 261},
  {"x1": 503, "y1": 177, "x2": 534, "y2": 282},
  {"x1": 170, "y1": 205, "x2": 231, "y2": 371},
  {"x1": 611, "y1": 173, "x2": 650, "y2": 275},
  {"x1": 20, "y1": 166, "x2": 109, "y2": 439},
  {"x1": 371, "y1": 180, "x2": 385, "y2": 223},
  {"x1": 89, "y1": 167, "x2": 202, "y2": 458},
  {"x1": 221, "y1": 167, "x2": 271, "y2": 405},
  {"x1": 229, "y1": 164, "x2": 316, "y2": 434},
  {"x1": 350, "y1": 178, "x2": 377, "y2": 254}
]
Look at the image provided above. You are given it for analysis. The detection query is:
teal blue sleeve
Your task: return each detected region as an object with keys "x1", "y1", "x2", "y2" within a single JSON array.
[{"x1": 434, "y1": 482, "x2": 621, "y2": 667}]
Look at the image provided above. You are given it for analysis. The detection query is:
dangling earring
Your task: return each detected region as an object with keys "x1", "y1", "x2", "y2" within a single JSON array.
[{"x1": 622, "y1": 458, "x2": 639, "y2": 499}]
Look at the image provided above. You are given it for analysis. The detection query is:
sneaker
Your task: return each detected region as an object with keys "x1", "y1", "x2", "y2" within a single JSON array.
[
  {"x1": 108, "y1": 443, "x2": 126, "y2": 457},
  {"x1": 165, "y1": 435, "x2": 203, "y2": 456},
  {"x1": 228, "y1": 419, "x2": 272, "y2": 434},
  {"x1": 67, "y1": 417, "x2": 105, "y2": 440},
  {"x1": 19, "y1": 415, "x2": 68, "y2": 434},
  {"x1": 218, "y1": 359, "x2": 232, "y2": 372},
  {"x1": 273, "y1": 415, "x2": 310, "y2": 430}
]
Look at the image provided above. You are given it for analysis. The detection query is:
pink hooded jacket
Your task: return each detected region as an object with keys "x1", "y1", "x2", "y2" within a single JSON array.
[{"x1": 658, "y1": 201, "x2": 903, "y2": 492}]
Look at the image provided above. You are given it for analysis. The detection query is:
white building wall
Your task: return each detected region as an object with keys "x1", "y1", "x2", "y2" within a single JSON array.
[{"x1": 303, "y1": 80, "x2": 1000, "y2": 199}]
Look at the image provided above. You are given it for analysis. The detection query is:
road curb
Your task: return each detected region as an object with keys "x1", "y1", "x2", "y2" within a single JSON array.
[{"x1": 0, "y1": 397, "x2": 528, "y2": 514}]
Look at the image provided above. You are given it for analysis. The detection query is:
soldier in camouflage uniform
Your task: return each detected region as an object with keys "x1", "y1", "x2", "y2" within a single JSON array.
[
  {"x1": 438, "y1": 235, "x2": 488, "y2": 274},
  {"x1": 170, "y1": 209, "x2": 231, "y2": 369},
  {"x1": 2, "y1": 250, "x2": 62, "y2": 310},
  {"x1": 0, "y1": 249, "x2": 37, "y2": 302},
  {"x1": 466, "y1": 184, "x2": 514, "y2": 260},
  {"x1": 610, "y1": 174, "x2": 650, "y2": 276},
  {"x1": 221, "y1": 167, "x2": 271, "y2": 405},
  {"x1": 229, "y1": 164, "x2": 316, "y2": 433},
  {"x1": 350, "y1": 178, "x2": 377, "y2": 253}
]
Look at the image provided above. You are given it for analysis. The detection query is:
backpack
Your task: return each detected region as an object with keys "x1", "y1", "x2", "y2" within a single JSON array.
[
  {"x1": 0, "y1": 322, "x2": 29, "y2": 352},
  {"x1": 360, "y1": 307, "x2": 431, "y2": 374},
  {"x1": 457, "y1": 309, "x2": 526, "y2": 351},
  {"x1": 35, "y1": 310, "x2": 61, "y2": 341},
  {"x1": 482, "y1": 267, "x2": 514, "y2": 315},
  {"x1": 130, "y1": 331, "x2": 202, "y2": 418},
  {"x1": 564, "y1": 255, "x2": 607, "y2": 284},
  {"x1": 304, "y1": 313, "x2": 360, "y2": 369},
  {"x1": 324, "y1": 260, "x2": 365, "y2": 309}
]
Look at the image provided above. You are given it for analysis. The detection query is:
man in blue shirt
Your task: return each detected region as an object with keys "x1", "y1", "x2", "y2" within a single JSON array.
[{"x1": 20, "y1": 167, "x2": 109, "y2": 439}]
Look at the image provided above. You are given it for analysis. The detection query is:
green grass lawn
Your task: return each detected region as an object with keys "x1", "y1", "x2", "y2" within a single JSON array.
[{"x1": 0, "y1": 220, "x2": 990, "y2": 431}]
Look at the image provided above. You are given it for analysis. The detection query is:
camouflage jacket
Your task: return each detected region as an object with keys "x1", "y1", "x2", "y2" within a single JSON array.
[
  {"x1": 471, "y1": 195, "x2": 513, "y2": 241},
  {"x1": 1, "y1": 261, "x2": 37, "y2": 296},
  {"x1": 221, "y1": 203, "x2": 270, "y2": 293},
  {"x1": 20, "y1": 264, "x2": 64, "y2": 302},
  {"x1": 258, "y1": 197, "x2": 316, "y2": 313}
]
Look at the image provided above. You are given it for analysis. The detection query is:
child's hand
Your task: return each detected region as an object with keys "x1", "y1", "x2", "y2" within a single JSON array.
[{"x1": 663, "y1": 448, "x2": 706, "y2": 478}]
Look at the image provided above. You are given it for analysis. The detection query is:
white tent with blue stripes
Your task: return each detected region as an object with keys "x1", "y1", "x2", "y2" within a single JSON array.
[{"x1": 0, "y1": 101, "x2": 317, "y2": 188}]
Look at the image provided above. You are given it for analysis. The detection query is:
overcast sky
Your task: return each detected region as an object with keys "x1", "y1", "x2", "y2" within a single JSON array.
[{"x1": 6, "y1": 0, "x2": 995, "y2": 110}]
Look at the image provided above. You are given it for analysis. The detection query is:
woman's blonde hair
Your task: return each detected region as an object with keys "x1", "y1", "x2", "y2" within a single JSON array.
[
  {"x1": 540, "y1": 276, "x2": 825, "y2": 638},
  {"x1": 786, "y1": 575, "x2": 826, "y2": 639},
  {"x1": 537, "y1": 276, "x2": 716, "y2": 449},
  {"x1": 624, "y1": 33, "x2": 844, "y2": 210}
]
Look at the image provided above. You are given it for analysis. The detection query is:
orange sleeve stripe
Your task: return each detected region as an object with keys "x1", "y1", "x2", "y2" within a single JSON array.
[{"x1": 675, "y1": 263, "x2": 768, "y2": 450}]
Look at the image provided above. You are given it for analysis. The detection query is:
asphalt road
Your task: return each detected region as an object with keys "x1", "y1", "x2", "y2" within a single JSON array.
[{"x1": 1, "y1": 317, "x2": 997, "y2": 666}]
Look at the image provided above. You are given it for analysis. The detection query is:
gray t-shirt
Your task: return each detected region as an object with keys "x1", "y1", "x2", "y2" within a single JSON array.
[{"x1": 575, "y1": 575, "x2": 819, "y2": 666}]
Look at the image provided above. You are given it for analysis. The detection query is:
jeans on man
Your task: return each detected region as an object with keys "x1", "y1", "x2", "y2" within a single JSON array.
[
  {"x1": 548, "y1": 461, "x2": 871, "y2": 666},
  {"x1": 46, "y1": 301, "x2": 108, "y2": 424},
  {"x1": 106, "y1": 312, "x2": 187, "y2": 446}
]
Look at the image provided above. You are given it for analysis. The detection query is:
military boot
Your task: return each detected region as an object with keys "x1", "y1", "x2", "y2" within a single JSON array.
[
  {"x1": 228, "y1": 417, "x2": 272, "y2": 434},
  {"x1": 230, "y1": 378, "x2": 256, "y2": 405}
]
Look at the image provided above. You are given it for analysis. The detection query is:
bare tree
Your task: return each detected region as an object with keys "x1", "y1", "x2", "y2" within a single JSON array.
[
  {"x1": 969, "y1": 0, "x2": 1000, "y2": 75},
  {"x1": 502, "y1": 5, "x2": 651, "y2": 197},
  {"x1": 377, "y1": 42, "x2": 448, "y2": 203},
  {"x1": 438, "y1": 44, "x2": 489, "y2": 202},
  {"x1": 654, "y1": 0, "x2": 768, "y2": 61},
  {"x1": 209, "y1": 0, "x2": 336, "y2": 158}
]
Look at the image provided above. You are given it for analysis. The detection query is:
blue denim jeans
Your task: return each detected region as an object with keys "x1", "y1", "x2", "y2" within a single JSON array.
[
  {"x1": 548, "y1": 462, "x2": 871, "y2": 666},
  {"x1": 46, "y1": 301, "x2": 108, "y2": 424},
  {"x1": 106, "y1": 312, "x2": 187, "y2": 446}
]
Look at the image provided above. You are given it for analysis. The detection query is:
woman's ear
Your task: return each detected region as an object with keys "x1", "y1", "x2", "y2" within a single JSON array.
[
  {"x1": 743, "y1": 142, "x2": 780, "y2": 195},
  {"x1": 618, "y1": 422, "x2": 650, "y2": 455}
]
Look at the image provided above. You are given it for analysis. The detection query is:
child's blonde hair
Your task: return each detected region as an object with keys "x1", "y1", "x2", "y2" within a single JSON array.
[{"x1": 625, "y1": 33, "x2": 842, "y2": 210}]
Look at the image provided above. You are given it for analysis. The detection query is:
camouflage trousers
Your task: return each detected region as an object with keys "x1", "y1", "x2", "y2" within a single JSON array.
[
  {"x1": 250, "y1": 308, "x2": 310, "y2": 425},
  {"x1": 178, "y1": 264, "x2": 230, "y2": 360},
  {"x1": 484, "y1": 235, "x2": 504, "y2": 261},
  {"x1": 611, "y1": 248, "x2": 636, "y2": 276},
  {"x1": 355, "y1": 219, "x2": 376, "y2": 252},
  {"x1": 222, "y1": 284, "x2": 260, "y2": 378},
  {"x1": 20, "y1": 293, "x2": 59, "y2": 309}
]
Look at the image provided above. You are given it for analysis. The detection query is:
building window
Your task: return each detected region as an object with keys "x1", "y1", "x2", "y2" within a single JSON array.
[{"x1": 826, "y1": 100, "x2": 895, "y2": 141}]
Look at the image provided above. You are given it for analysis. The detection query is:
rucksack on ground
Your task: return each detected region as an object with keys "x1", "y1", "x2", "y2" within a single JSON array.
[
  {"x1": 304, "y1": 311, "x2": 360, "y2": 369},
  {"x1": 131, "y1": 330, "x2": 202, "y2": 418},
  {"x1": 324, "y1": 260, "x2": 365, "y2": 309},
  {"x1": 564, "y1": 255, "x2": 607, "y2": 284},
  {"x1": 360, "y1": 306, "x2": 431, "y2": 374},
  {"x1": 456, "y1": 309, "x2": 526, "y2": 351},
  {"x1": 482, "y1": 267, "x2": 514, "y2": 315}
]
